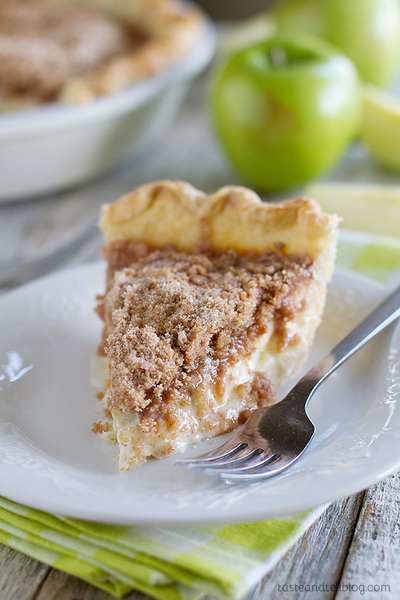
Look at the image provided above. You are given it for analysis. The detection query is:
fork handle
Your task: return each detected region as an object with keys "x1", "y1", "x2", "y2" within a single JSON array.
[{"x1": 298, "y1": 283, "x2": 400, "y2": 401}]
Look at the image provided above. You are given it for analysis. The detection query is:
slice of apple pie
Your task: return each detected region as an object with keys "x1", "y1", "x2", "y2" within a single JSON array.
[{"x1": 93, "y1": 180, "x2": 339, "y2": 470}]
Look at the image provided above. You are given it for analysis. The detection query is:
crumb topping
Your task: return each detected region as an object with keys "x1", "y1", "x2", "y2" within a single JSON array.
[
  {"x1": 0, "y1": 2, "x2": 141, "y2": 101},
  {"x1": 102, "y1": 243, "x2": 313, "y2": 413},
  {"x1": 92, "y1": 420, "x2": 111, "y2": 435}
]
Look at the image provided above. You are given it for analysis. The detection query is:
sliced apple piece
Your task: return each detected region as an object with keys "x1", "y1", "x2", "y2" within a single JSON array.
[
  {"x1": 360, "y1": 85, "x2": 400, "y2": 173},
  {"x1": 305, "y1": 182, "x2": 400, "y2": 238}
]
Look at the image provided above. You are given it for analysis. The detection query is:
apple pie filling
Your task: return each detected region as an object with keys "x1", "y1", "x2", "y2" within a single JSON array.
[{"x1": 94, "y1": 240, "x2": 315, "y2": 469}]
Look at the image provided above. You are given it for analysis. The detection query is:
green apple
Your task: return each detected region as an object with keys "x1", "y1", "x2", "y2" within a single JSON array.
[
  {"x1": 273, "y1": 0, "x2": 400, "y2": 87},
  {"x1": 210, "y1": 36, "x2": 361, "y2": 192}
]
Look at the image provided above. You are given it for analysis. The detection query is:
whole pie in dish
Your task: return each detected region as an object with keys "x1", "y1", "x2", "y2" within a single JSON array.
[
  {"x1": 0, "y1": 0, "x2": 204, "y2": 111},
  {"x1": 94, "y1": 180, "x2": 339, "y2": 470}
]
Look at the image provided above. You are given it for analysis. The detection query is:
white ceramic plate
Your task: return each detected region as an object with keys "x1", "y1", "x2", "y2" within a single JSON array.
[{"x1": 0, "y1": 262, "x2": 399, "y2": 525}]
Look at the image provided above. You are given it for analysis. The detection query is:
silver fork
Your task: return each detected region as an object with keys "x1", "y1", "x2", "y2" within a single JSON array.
[{"x1": 176, "y1": 284, "x2": 400, "y2": 483}]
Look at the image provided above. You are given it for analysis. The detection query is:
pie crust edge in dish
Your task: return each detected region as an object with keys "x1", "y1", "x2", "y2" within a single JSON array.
[
  {"x1": 62, "y1": 0, "x2": 204, "y2": 103},
  {"x1": 0, "y1": 0, "x2": 204, "y2": 110},
  {"x1": 94, "y1": 180, "x2": 340, "y2": 470}
]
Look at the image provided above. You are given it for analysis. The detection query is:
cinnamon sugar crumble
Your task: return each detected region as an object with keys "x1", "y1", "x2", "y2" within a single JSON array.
[
  {"x1": 100, "y1": 242, "x2": 313, "y2": 415},
  {"x1": 92, "y1": 420, "x2": 111, "y2": 435},
  {"x1": 0, "y1": 2, "x2": 141, "y2": 102}
]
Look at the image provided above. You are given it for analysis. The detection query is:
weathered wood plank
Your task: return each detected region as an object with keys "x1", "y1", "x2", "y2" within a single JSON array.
[
  {"x1": 33, "y1": 568, "x2": 149, "y2": 600},
  {"x1": 0, "y1": 543, "x2": 49, "y2": 600},
  {"x1": 237, "y1": 494, "x2": 364, "y2": 600},
  {"x1": 34, "y1": 569, "x2": 108, "y2": 600},
  {"x1": 335, "y1": 473, "x2": 400, "y2": 600}
]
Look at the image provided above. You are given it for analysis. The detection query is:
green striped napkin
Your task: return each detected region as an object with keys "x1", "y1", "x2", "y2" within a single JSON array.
[
  {"x1": 1, "y1": 228, "x2": 399, "y2": 600},
  {"x1": 0, "y1": 495, "x2": 325, "y2": 599}
]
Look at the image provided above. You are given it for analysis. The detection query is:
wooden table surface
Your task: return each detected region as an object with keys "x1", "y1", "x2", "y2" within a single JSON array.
[{"x1": 1, "y1": 73, "x2": 399, "y2": 600}]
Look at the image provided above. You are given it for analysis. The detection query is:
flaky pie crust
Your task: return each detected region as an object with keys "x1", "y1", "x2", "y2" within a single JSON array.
[{"x1": 100, "y1": 179, "x2": 339, "y2": 279}]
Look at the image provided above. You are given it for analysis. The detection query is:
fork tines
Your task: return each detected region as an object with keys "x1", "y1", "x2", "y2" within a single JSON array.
[{"x1": 175, "y1": 441, "x2": 282, "y2": 482}]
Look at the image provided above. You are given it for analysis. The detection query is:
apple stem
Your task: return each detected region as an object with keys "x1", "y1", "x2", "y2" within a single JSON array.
[{"x1": 269, "y1": 46, "x2": 287, "y2": 68}]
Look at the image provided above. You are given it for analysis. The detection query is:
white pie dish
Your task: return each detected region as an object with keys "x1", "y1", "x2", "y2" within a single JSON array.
[{"x1": 0, "y1": 12, "x2": 215, "y2": 203}]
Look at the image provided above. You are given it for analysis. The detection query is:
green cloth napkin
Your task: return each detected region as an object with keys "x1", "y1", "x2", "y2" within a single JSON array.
[
  {"x1": 0, "y1": 496, "x2": 326, "y2": 599},
  {"x1": 1, "y1": 230, "x2": 399, "y2": 600}
]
